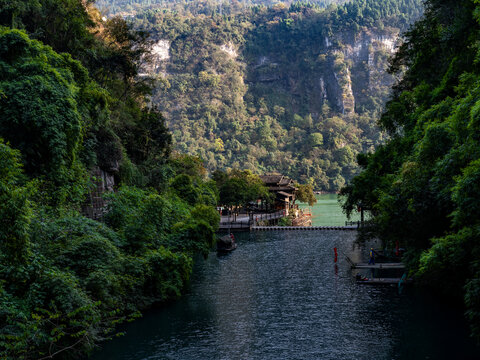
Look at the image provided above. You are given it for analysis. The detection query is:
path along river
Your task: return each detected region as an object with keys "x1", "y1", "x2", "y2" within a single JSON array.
[{"x1": 91, "y1": 230, "x2": 479, "y2": 360}]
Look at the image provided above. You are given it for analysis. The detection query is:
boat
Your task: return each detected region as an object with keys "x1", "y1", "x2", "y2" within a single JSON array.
[{"x1": 217, "y1": 234, "x2": 237, "y2": 253}]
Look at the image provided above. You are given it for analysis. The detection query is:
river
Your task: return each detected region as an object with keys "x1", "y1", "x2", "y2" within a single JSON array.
[
  {"x1": 298, "y1": 193, "x2": 363, "y2": 226},
  {"x1": 91, "y1": 230, "x2": 479, "y2": 360}
]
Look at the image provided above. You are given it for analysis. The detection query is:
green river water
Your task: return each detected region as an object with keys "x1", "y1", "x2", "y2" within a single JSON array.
[{"x1": 298, "y1": 193, "x2": 362, "y2": 226}]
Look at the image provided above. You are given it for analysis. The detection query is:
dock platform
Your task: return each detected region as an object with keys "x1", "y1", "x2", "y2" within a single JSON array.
[
  {"x1": 352, "y1": 263, "x2": 406, "y2": 270},
  {"x1": 356, "y1": 277, "x2": 413, "y2": 285}
]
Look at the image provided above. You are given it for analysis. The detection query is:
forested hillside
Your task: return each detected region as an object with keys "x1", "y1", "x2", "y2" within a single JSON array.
[
  {"x1": 341, "y1": 0, "x2": 480, "y2": 341},
  {"x1": 98, "y1": 0, "x2": 423, "y2": 190},
  {"x1": 97, "y1": 0, "x2": 347, "y2": 17}
]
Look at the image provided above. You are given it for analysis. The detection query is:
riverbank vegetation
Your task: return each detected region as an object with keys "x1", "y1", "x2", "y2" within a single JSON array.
[
  {"x1": 0, "y1": 1, "x2": 220, "y2": 358},
  {"x1": 341, "y1": 0, "x2": 480, "y2": 341}
]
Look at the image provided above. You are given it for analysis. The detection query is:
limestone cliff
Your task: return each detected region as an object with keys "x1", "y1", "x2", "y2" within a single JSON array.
[{"x1": 246, "y1": 30, "x2": 397, "y2": 117}]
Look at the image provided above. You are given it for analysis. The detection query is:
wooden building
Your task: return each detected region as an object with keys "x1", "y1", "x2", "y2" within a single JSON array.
[{"x1": 259, "y1": 174, "x2": 297, "y2": 214}]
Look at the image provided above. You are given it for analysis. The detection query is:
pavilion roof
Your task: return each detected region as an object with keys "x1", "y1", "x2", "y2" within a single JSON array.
[{"x1": 259, "y1": 174, "x2": 284, "y2": 185}]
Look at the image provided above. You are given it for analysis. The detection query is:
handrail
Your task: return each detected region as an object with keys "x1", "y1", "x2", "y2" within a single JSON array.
[
  {"x1": 253, "y1": 210, "x2": 285, "y2": 222},
  {"x1": 219, "y1": 210, "x2": 286, "y2": 228},
  {"x1": 218, "y1": 219, "x2": 255, "y2": 229}
]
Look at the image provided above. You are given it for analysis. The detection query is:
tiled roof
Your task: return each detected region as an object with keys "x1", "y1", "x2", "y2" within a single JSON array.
[
  {"x1": 259, "y1": 174, "x2": 284, "y2": 184},
  {"x1": 279, "y1": 178, "x2": 293, "y2": 186}
]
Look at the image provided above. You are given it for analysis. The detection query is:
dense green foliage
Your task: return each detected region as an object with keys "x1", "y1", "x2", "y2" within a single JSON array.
[
  {"x1": 97, "y1": 0, "x2": 348, "y2": 17},
  {"x1": 0, "y1": 140, "x2": 31, "y2": 265},
  {"x1": 340, "y1": 0, "x2": 480, "y2": 340},
  {"x1": 122, "y1": 0, "x2": 422, "y2": 191},
  {"x1": 295, "y1": 183, "x2": 317, "y2": 206},
  {"x1": 213, "y1": 169, "x2": 271, "y2": 208},
  {"x1": 0, "y1": 28, "x2": 101, "y2": 207},
  {"x1": 0, "y1": 1, "x2": 220, "y2": 358}
]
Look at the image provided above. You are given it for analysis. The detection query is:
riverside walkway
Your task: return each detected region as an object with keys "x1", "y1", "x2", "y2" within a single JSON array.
[
  {"x1": 218, "y1": 209, "x2": 363, "y2": 232},
  {"x1": 219, "y1": 216, "x2": 360, "y2": 232},
  {"x1": 219, "y1": 210, "x2": 286, "y2": 231}
]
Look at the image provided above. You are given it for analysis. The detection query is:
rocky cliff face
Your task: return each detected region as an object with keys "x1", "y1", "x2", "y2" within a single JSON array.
[
  {"x1": 247, "y1": 30, "x2": 397, "y2": 117},
  {"x1": 141, "y1": 28, "x2": 397, "y2": 118},
  {"x1": 139, "y1": 39, "x2": 171, "y2": 77}
]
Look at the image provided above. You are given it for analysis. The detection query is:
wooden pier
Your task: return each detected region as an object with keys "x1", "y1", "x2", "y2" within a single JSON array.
[
  {"x1": 345, "y1": 255, "x2": 405, "y2": 269},
  {"x1": 351, "y1": 262, "x2": 406, "y2": 270},
  {"x1": 219, "y1": 210, "x2": 287, "y2": 231},
  {"x1": 356, "y1": 277, "x2": 413, "y2": 285},
  {"x1": 218, "y1": 224, "x2": 358, "y2": 232}
]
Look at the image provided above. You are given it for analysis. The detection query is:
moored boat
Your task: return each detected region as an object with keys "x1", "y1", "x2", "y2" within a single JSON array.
[{"x1": 217, "y1": 234, "x2": 237, "y2": 253}]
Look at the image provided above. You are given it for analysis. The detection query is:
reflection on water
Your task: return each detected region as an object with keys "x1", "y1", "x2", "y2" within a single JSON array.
[{"x1": 91, "y1": 231, "x2": 479, "y2": 360}]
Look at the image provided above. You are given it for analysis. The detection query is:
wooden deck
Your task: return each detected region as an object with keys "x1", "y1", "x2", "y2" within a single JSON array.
[
  {"x1": 345, "y1": 255, "x2": 405, "y2": 270},
  {"x1": 352, "y1": 262, "x2": 406, "y2": 270},
  {"x1": 356, "y1": 277, "x2": 413, "y2": 285},
  {"x1": 219, "y1": 210, "x2": 287, "y2": 231}
]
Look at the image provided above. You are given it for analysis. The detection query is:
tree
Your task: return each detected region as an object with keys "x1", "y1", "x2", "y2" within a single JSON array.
[
  {"x1": 122, "y1": 106, "x2": 172, "y2": 164},
  {"x1": 0, "y1": 139, "x2": 31, "y2": 264},
  {"x1": 0, "y1": 29, "x2": 85, "y2": 177},
  {"x1": 295, "y1": 183, "x2": 317, "y2": 206},
  {"x1": 0, "y1": 0, "x2": 95, "y2": 55},
  {"x1": 309, "y1": 132, "x2": 324, "y2": 147},
  {"x1": 216, "y1": 169, "x2": 271, "y2": 209},
  {"x1": 0, "y1": 3, "x2": 224, "y2": 359},
  {"x1": 170, "y1": 174, "x2": 198, "y2": 205}
]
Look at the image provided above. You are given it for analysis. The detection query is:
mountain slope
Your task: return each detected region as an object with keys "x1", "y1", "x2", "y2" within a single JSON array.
[{"x1": 128, "y1": 0, "x2": 422, "y2": 190}]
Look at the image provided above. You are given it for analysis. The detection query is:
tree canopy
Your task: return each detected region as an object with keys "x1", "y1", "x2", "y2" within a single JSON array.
[
  {"x1": 214, "y1": 169, "x2": 271, "y2": 208},
  {"x1": 0, "y1": 2, "x2": 220, "y2": 358},
  {"x1": 0, "y1": 29, "x2": 97, "y2": 180}
]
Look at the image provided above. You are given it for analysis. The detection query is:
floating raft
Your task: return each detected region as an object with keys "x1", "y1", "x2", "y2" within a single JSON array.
[
  {"x1": 352, "y1": 263, "x2": 406, "y2": 270},
  {"x1": 252, "y1": 226, "x2": 357, "y2": 231},
  {"x1": 356, "y1": 277, "x2": 413, "y2": 285}
]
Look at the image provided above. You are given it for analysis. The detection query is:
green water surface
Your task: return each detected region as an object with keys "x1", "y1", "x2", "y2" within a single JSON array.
[{"x1": 298, "y1": 193, "x2": 362, "y2": 226}]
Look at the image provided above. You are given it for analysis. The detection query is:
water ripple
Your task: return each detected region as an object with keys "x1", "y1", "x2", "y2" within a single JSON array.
[{"x1": 91, "y1": 231, "x2": 479, "y2": 360}]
